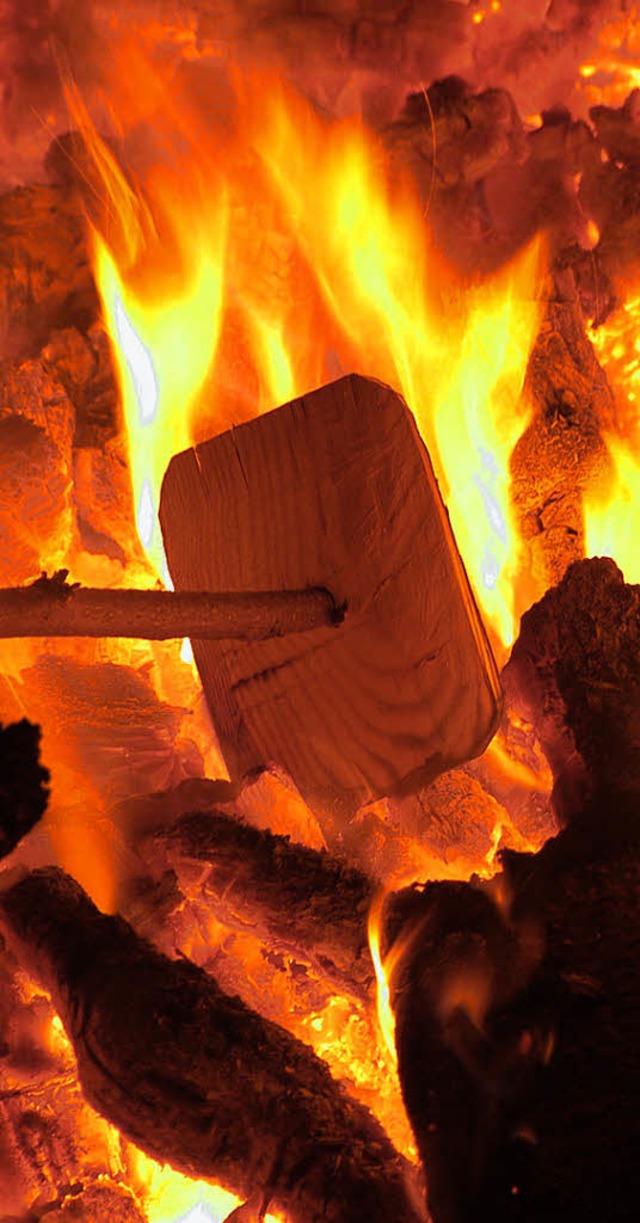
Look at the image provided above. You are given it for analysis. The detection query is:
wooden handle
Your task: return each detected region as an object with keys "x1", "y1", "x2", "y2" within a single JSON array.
[{"x1": 0, "y1": 574, "x2": 344, "y2": 641}]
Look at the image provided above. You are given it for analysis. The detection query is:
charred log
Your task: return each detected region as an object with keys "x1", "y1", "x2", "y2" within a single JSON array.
[
  {"x1": 0, "y1": 867, "x2": 424, "y2": 1223},
  {"x1": 386, "y1": 794, "x2": 640, "y2": 1223},
  {"x1": 503, "y1": 555, "x2": 640, "y2": 820},
  {"x1": 0, "y1": 720, "x2": 49, "y2": 860},
  {"x1": 0, "y1": 572, "x2": 341, "y2": 642},
  {"x1": 141, "y1": 808, "x2": 376, "y2": 1003}
]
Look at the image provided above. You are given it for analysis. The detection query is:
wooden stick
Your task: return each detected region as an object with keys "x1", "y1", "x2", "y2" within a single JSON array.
[{"x1": 0, "y1": 573, "x2": 343, "y2": 641}]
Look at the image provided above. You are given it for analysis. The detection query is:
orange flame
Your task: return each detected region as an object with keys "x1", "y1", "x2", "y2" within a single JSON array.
[
  {"x1": 69, "y1": 50, "x2": 544, "y2": 650},
  {"x1": 131, "y1": 1151, "x2": 282, "y2": 1223},
  {"x1": 584, "y1": 294, "x2": 640, "y2": 582},
  {"x1": 584, "y1": 432, "x2": 640, "y2": 582}
]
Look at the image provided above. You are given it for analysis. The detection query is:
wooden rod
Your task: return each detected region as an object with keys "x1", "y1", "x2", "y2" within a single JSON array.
[{"x1": 0, "y1": 575, "x2": 344, "y2": 641}]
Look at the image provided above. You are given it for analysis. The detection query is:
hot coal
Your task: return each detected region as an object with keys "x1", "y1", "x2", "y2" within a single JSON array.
[
  {"x1": 141, "y1": 808, "x2": 375, "y2": 1005},
  {"x1": 0, "y1": 867, "x2": 425, "y2": 1223},
  {"x1": 504, "y1": 556, "x2": 640, "y2": 821}
]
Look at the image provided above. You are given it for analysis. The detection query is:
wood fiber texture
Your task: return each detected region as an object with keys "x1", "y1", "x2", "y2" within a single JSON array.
[{"x1": 160, "y1": 374, "x2": 501, "y2": 810}]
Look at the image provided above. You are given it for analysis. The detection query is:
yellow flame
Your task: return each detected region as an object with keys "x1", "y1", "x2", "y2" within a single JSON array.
[
  {"x1": 73, "y1": 58, "x2": 543, "y2": 649},
  {"x1": 483, "y1": 732, "x2": 553, "y2": 795},
  {"x1": 367, "y1": 891, "x2": 401, "y2": 1068},
  {"x1": 584, "y1": 433, "x2": 640, "y2": 582},
  {"x1": 579, "y1": 9, "x2": 640, "y2": 105},
  {"x1": 94, "y1": 221, "x2": 227, "y2": 580},
  {"x1": 584, "y1": 292, "x2": 640, "y2": 582},
  {"x1": 131, "y1": 1150, "x2": 282, "y2": 1223}
]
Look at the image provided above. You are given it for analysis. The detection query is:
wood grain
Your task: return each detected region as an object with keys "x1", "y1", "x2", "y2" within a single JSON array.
[{"x1": 160, "y1": 374, "x2": 501, "y2": 809}]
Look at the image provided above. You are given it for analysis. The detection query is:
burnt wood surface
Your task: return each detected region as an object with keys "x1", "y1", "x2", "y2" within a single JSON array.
[
  {"x1": 0, "y1": 719, "x2": 49, "y2": 861},
  {"x1": 0, "y1": 867, "x2": 425, "y2": 1223},
  {"x1": 141, "y1": 808, "x2": 376, "y2": 1003},
  {"x1": 503, "y1": 556, "x2": 640, "y2": 819},
  {"x1": 386, "y1": 796, "x2": 640, "y2": 1223},
  {"x1": 160, "y1": 373, "x2": 501, "y2": 812},
  {"x1": 0, "y1": 185, "x2": 96, "y2": 361}
]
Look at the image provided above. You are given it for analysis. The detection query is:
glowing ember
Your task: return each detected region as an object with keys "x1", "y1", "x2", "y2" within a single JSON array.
[
  {"x1": 579, "y1": 10, "x2": 640, "y2": 107},
  {"x1": 132, "y1": 1151, "x2": 282, "y2": 1223},
  {"x1": 584, "y1": 294, "x2": 640, "y2": 582}
]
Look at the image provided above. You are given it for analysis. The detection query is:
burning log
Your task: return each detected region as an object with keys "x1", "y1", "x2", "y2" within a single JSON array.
[
  {"x1": 0, "y1": 571, "x2": 341, "y2": 642},
  {"x1": 503, "y1": 556, "x2": 640, "y2": 819},
  {"x1": 385, "y1": 796, "x2": 640, "y2": 1223},
  {"x1": 160, "y1": 373, "x2": 501, "y2": 812},
  {"x1": 0, "y1": 867, "x2": 425, "y2": 1223},
  {"x1": 0, "y1": 353, "x2": 76, "y2": 587},
  {"x1": 140, "y1": 809, "x2": 376, "y2": 1004},
  {"x1": 384, "y1": 560, "x2": 640, "y2": 1221},
  {"x1": 0, "y1": 719, "x2": 49, "y2": 860}
]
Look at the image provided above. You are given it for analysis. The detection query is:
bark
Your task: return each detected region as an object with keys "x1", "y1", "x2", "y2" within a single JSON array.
[
  {"x1": 0, "y1": 719, "x2": 49, "y2": 861},
  {"x1": 503, "y1": 556, "x2": 640, "y2": 820},
  {"x1": 0, "y1": 867, "x2": 425, "y2": 1223},
  {"x1": 386, "y1": 794, "x2": 640, "y2": 1223},
  {"x1": 141, "y1": 809, "x2": 376, "y2": 1003},
  {"x1": 0, "y1": 572, "x2": 341, "y2": 642}
]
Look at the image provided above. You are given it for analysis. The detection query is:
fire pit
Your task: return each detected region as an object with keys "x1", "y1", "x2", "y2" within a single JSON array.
[{"x1": 0, "y1": 3, "x2": 639, "y2": 1221}]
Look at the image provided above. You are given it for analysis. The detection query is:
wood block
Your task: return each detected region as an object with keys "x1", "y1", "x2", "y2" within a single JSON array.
[{"x1": 159, "y1": 374, "x2": 501, "y2": 810}]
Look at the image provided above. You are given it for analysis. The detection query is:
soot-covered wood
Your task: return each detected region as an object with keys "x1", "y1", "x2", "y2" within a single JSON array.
[
  {"x1": 160, "y1": 373, "x2": 501, "y2": 812},
  {"x1": 0, "y1": 719, "x2": 49, "y2": 860},
  {"x1": 386, "y1": 793, "x2": 640, "y2": 1223},
  {"x1": 503, "y1": 555, "x2": 640, "y2": 819},
  {"x1": 142, "y1": 808, "x2": 376, "y2": 1002},
  {"x1": 0, "y1": 867, "x2": 425, "y2": 1223}
]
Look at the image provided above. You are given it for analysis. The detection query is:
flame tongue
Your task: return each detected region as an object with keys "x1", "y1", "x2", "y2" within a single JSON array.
[{"x1": 70, "y1": 55, "x2": 545, "y2": 650}]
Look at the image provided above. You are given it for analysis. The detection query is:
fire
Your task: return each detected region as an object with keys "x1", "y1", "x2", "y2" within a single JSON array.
[
  {"x1": 584, "y1": 432, "x2": 640, "y2": 582},
  {"x1": 584, "y1": 293, "x2": 640, "y2": 583},
  {"x1": 131, "y1": 1152, "x2": 282, "y2": 1223},
  {"x1": 71, "y1": 50, "x2": 543, "y2": 650}
]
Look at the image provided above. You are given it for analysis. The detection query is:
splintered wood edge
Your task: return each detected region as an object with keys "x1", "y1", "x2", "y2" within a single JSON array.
[{"x1": 160, "y1": 374, "x2": 503, "y2": 802}]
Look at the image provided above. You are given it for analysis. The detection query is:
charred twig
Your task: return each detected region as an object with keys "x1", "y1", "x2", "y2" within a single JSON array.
[
  {"x1": 0, "y1": 867, "x2": 425, "y2": 1223},
  {"x1": 0, "y1": 720, "x2": 49, "y2": 860},
  {"x1": 0, "y1": 572, "x2": 342, "y2": 642}
]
